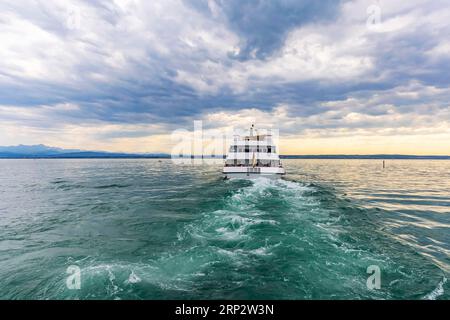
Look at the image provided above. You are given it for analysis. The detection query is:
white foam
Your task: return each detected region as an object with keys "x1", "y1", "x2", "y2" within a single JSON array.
[
  {"x1": 127, "y1": 271, "x2": 142, "y2": 284},
  {"x1": 214, "y1": 224, "x2": 248, "y2": 240},
  {"x1": 248, "y1": 247, "x2": 272, "y2": 256},
  {"x1": 423, "y1": 276, "x2": 447, "y2": 300}
]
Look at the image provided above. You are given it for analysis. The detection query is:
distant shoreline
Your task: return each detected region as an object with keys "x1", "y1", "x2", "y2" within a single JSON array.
[
  {"x1": 280, "y1": 155, "x2": 450, "y2": 160},
  {"x1": 2, "y1": 145, "x2": 449, "y2": 160},
  {"x1": 1, "y1": 155, "x2": 449, "y2": 160}
]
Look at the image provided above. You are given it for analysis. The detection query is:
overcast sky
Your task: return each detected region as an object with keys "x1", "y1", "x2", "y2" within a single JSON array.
[{"x1": 0, "y1": 0, "x2": 449, "y2": 154}]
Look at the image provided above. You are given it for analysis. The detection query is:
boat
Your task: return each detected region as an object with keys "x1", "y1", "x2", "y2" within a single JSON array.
[{"x1": 223, "y1": 125, "x2": 286, "y2": 179}]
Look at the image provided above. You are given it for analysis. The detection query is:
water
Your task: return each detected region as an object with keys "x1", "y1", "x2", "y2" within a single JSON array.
[{"x1": 0, "y1": 159, "x2": 449, "y2": 300}]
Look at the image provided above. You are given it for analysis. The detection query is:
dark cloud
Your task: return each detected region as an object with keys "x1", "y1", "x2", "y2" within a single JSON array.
[
  {"x1": 189, "y1": 0, "x2": 345, "y2": 60},
  {"x1": 0, "y1": 0, "x2": 449, "y2": 140}
]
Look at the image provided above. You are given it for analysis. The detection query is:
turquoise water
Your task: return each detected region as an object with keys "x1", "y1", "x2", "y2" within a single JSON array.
[{"x1": 0, "y1": 159, "x2": 449, "y2": 299}]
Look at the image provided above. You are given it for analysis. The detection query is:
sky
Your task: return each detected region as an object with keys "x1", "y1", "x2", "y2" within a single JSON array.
[{"x1": 0, "y1": 0, "x2": 449, "y2": 155}]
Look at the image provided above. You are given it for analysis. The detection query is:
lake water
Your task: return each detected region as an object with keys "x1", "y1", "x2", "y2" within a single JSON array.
[{"x1": 0, "y1": 159, "x2": 449, "y2": 299}]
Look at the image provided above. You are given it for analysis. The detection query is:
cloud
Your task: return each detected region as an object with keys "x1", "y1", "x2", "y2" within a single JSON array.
[
  {"x1": 0, "y1": 0, "x2": 449, "y2": 153},
  {"x1": 187, "y1": 0, "x2": 346, "y2": 60}
]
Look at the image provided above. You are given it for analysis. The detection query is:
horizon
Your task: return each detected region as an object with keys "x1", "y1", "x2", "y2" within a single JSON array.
[
  {"x1": 1, "y1": 1, "x2": 450, "y2": 154},
  {"x1": 1, "y1": 143, "x2": 450, "y2": 158}
]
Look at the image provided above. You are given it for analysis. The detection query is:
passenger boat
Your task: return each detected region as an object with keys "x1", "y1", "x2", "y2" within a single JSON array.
[{"x1": 223, "y1": 125, "x2": 285, "y2": 179}]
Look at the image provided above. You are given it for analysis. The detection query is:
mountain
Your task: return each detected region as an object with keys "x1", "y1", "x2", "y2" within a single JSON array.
[
  {"x1": 0, "y1": 145, "x2": 448, "y2": 159},
  {"x1": 0, "y1": 145, "x2": 170, "y2": 158},
  {"x1": 0, "y1": 144, "x2": 81, "y2": 156}
]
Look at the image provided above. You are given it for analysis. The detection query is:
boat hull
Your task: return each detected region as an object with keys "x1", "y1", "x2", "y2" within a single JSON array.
[
  {"x1": 223, "y1": 166, "x2": 285, "y2": 180},
  {"x1": 224, "y1": 172, "x2": 284, "y2": 180}
]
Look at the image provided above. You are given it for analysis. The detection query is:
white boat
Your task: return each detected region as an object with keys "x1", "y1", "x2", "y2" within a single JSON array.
[{"x1": 223, "y1": 125, "x2": 286, "y2": 179}]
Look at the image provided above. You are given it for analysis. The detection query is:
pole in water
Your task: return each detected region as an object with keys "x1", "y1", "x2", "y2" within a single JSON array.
[{"x1": 383, "y1": 160, "x2": 385, "y2": 169}]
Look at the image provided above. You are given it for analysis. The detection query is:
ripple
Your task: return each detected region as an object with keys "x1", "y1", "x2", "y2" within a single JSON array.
[{"x1": 1, "y1": 159, "x2": 449, "y2": 299}]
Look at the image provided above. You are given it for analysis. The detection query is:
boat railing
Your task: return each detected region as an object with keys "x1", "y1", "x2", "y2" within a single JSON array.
[{"x1": 224, "y1": 164, "x2": 278, "y2": 168}]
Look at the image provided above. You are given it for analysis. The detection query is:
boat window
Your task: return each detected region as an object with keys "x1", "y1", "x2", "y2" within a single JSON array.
[{"x1": 225, "y1": 160, "x2": 235, "y2": 166}]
